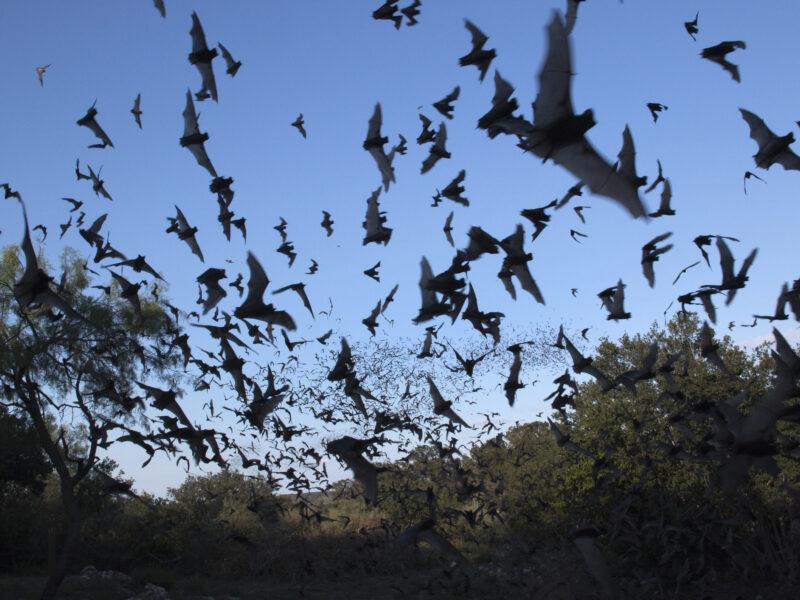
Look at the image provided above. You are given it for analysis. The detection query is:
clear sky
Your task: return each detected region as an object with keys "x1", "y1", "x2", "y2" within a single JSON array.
[{"x1": 2, "y1": 0, "x2": 799, "y2": 496}]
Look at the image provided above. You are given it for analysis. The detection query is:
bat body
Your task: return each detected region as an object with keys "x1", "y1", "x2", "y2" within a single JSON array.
[
  {"x1": 196, "y1": 268, "x2": 227, "y2": 314},
  {"x1": 291, "y1": 113, "x2": 306, "y2": 138},
  {"x1": 362, "y1": 187, "x2": 392, "y2": 245},
  {"x1": 420, "y1": 122, "x2": 450, "y2": 173},
  {"x1": 641, "y1": 231, "x2": 673, "y2": 287},
  {"x1": 427, "y1": 376, "x2": 469, "y2": 428},
  {"x1": 131, "y1": 93, "x2": 142, "y2": 128},
  {"x1": 440, "y1": 169, "x2": 467, "y2": 205},
  {"x1": 433, "y1": 86, "x2": 459, "y2": 119},
  {"x1": 180, "y1": 90, "x2": 217, "y2": 177}
]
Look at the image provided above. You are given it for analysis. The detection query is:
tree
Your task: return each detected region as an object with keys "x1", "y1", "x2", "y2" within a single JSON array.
[
  {"x1": 550, "y1": 313, "x2": 800, "y2": 589},
  {"x1": 0, "y1": 243, "x2": 194, "y2": 599}
]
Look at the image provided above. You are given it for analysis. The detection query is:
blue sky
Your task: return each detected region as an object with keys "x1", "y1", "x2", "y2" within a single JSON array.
[{"x1": 2, "y1": 1, "x2": 799, "y2": 495}]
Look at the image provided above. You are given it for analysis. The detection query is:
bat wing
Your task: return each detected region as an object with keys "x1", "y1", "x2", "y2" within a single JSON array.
[
  {"x1": 510, "y1": 263, "x2": 545, "y2": 304},
  {"x1": 463, "y1": 19, "x2": 488, "y2": 51},
  {"x1": 366, "y1": 103, "x2": 383, "y2": 142},
  {"x1": 551, "y1": 137, "x2": 647, "y2": 218},
  {"x1": 533, "y1": 12, "x2": 574, "y2": 127},
  {"x1": 182, "y1": 90, "x2": 200, "y2": 137},
  {"x1": 243, "y1": 251, "x2": 269, "y2": 307},
  {"x1": 187, "y1": 144, "x2": 217, "y2": 177},
  {"x1": 153, "y1": 0, "x2": 165, "y2": 18},
  {"x1": 196, "y1": 62, "x2": 218, "y2": 101}
]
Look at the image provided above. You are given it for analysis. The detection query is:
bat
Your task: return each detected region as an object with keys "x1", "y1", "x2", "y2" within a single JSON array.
[
  {"x1": 739, "y1": 108, "x2": 800, "y2": 171},
  {"x1": 196, "y1": 268, "x2": 227, "y2": 314},
  {"x1": 420, "y1": 122, "x2": 450, "y2": 174},
  {"x1": 570, "y1": 229, "x2": 587, "y2": 243},
  {"x1": 131, "y1": 93, "x2": 142, "y2": 128},
  {"x1": 713, "y1": 236, "x2": 758, "y2": 304},
  {"x1": 76, "y1": 101, "x2": 114, "y2": 148},
  {"x1": 79, "y1": 213, "x2": 107, "y2": 248},
  {"x1": 427, "y1": 376, "x2": 469, "y2": 428},
  {"x1": 86, "y1": 164, "x2": 112, "y2": 200},
  {"x1": 276, "y1": 241, "x2": 296, "y2": 266},
  {"x1": 392, "y1": 133, "x2": 407, "y2": 155},
  {"x1": 321, "y1": 210, "x2": 334, "y2": 236},
  {"x1": 153, "y1": 0, "x2": 166, "y2": 18},
  {"x1": 478, "y1": 70, "x2": 533, "y2": 139},
  {"x1": 641, "y1": 231, "x2": 673, "y2": 287},
  {"x1": 363, "y1": 103, "x2": 396, "y2": 191},
  {"x1": 743, "y1": 170, "x2": 765, "y2": 194},
  {"x1": 362, "y1": 187, "x2": 392, "y2": 245},
  {"x1": 291, "y1": 113, "x2": 306, "y2": 138},
  {"x1": 644, "y1": 159, "x2": 665, "y2": 193},
  {"x1": 189, "y1": 12, "x2": 218, "y2": 101},
  {"x1": 36, "y1": 64, "x2": 50, "y2": 86},
  {"x1": 649, "y1": 178, "x2": 675, "y2": 217},
  {"x1": 503, "y1": 343, "x2": 525, "y2": 406},
  {"x1": 234, "y1": 252, "x2": 296, "y2": 330},
  {"x1": 327, "y1": 436, "x2": 381, "y2": 505},
  {"x1": 417, "y1": 113, "x2": 435, "y2": 144},
  {"x1": 565, "y1": 0, "x2": 586, "y2": 35},
  {"x1": 521, "y1": 199, "x2": 557, "y2": 240},
  {"x1": 363, "y1": 261, "x2": 380, "y2": 282},
  {"x1": 218, "y1": 42, "x2": 241, "y2": 76},
  {"x1": 598, "y1": 279, "x2": 630, "y2": 320},
  {"x1": 169, "y1": 205, "x2": 203, "y2": 262},
  {"x1": 647, "y1": 102, "x2": 668, "y2": 122},
  {"x1": 400, "y1": 0, "x2": 421, "y2": 26},
  {"x1": 61, "y1": 197, "x2": 83, "y2": 212},
  {"x1": 109, "y1": 270, "x2": 144, "y2": 323},
  {"x1": 381, "y1": 283, "x2": 398, "y2": 314},
  {"x1": 460, "y1": 19, "x2": 496, "y2": 82},
  {"x1": 440, "y1": 169, "x2": 468, "y2": 205},
  {"x1": 523, "y1": 13, "x2": 647, "y2": 218},
  {"x1": 413, "y1": 257, "x2": 450, "y2": 323},
  {"x1": 361, "y1": 300, "x2": 381, "y2": 335},
  {"x1": 573, "y1": 205, "x2": 589, "y2": 224},
  {"x1": 372, "y1": 0, "x2": 402, "y2": 30},
  {"x1": 443, "y1": 211, "x2": 454, "y2": 246},
  {"x1": 672, "y1": 261, "x2": 700, "y2": 285},
  {"x1": 499, "y1": 224, "x2": 545, "y2": 304},
  {"x1": 274, "y1": 217, "x2": 288, "y2": 241},
  {"x1": 180, "y1": 90, "x2": 217, "y2": 177},
  {"x1": 13, "y1": 201, "x2": 89, "y2": 323},
  {"x1": 108, "y1": 254, "x2": 164, "y2": 280},
  {"x1": 432, "y1": 86, "x2": 459, "y2": 119},
  {"x1": 684, "y1": 12, "x2": 698, "y2": 40},
  {"x1": 701, "y1": 41, "x2": 746, "y2": 82}
]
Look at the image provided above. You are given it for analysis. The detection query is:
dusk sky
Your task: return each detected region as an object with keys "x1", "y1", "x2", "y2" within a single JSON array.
[{"x1": 2, "y1": 0, "x2": 799, "y2": 495}]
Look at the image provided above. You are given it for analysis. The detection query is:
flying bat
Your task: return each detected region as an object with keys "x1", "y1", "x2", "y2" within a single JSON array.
[
  {"x1": 180, "y1": 90, "x2": 217, "y2": 177},
  {"x1": 372, "y1": 0, "x2": 402, "y2": 29},
  {"x1": 188, "y1": 12, "x2": 218, "y2": 101},
  {"x1": 672, "y1": 261, "x2": 700, "y2": 285},
  {"x1": 420, "y1": 122, "x2": 450, "y2": 174},
  {"x1": 694, "y1": 234, "x2": 739, "y2": 267},
  {"x1": 504, "y1": 343, "x2": 525, "y2": 406},
  {"x1": 381, "y1": 283, "x2": 399, "y2": 314},
  {"x1": 76, "y1": 101, "x2": 114, "y2": 148},
  {"x1": 363, "y1": 261, "x2": 380, "y2": 282},
  {"x1": 443, "y1": 211, "x2": 454, "y2": 246},
  {"x1": 649, "y1": 178, "x2": 675, "y2": 217},
  {"x1": 218, "y1": 42, "x2": 241, "y2": 76},
  {"x1": 363, "y1": 187, "x2": 392, "y2": 245},
  {"x1": 478, "y1": 70, "x2": 533, "y2": 139},
  {"x1": 641, "y1": 231, "x2": 673, "y2": 287},
  {"x1": 598, "y1": 279, "x2": 630, "y2": 320},
  {"x1": 684, "y1": 12, "x2": 698, "y2": 40},
  {"x1": 521, "y1": 199, "x2": 557, "y2": 240},
  {"x1": 153, "y1": 0, "x2": 165, "y2": 18},
  {"x1": 524, "y1": 12, "x2": 647, "y2": 219},
  {"x1": 234, "y1": 252, "x2": 296, "y2": 330},
  {"x1": 36, "y1": 64, "x2": 50, "y2": 86},
  {"x1": 108, "y1": 255, "x2": 164, "y2": 280},
  {"x1": 433, "y1": 86, "x2": 459, "y2": 119},
  {"x1": 321, "y1": 210, "x2": 334, "y2": 236},
  {"x1": 701, "y1": 41, "x2": 746, "y2": 82},
  {"x1": 362, "y1": 300, "x2": 381, "y2": 335},
  {"x1": 169, "y1": 205, "x2": 203, "y2": 262},
  {"x1": 109, "y1": 270, "x2": 145, "y2": 323},
  {"x1": 363, "y1": 103, "x2": 396, "y2": 191},
  {"x1": 644, "y1": 159, "x2": 665, "y2": 193},
  {"x1": 499, "y1": 224, "x2": 545, "y2": 304},
  {"x1": 647, "y1": 102, "x2": 668, "y2": 123},
  {"x1": 129, "y1": 93, "x2": 143, "y2": 128},
  {"x1": 14, "y1": 201, "x2": 89, "y2": 323},
  {"x1": 417, "y1": 113, "x2": 435, "y2": 144},
  {"x1": 713, "y1": 236, "x2": 758, "y2": 304},
  {"x1": 327, "y1": 436, "x2": 382, "y2": 505},
  {"x1": 743, "y1": 170, "x2": 765, "y2": 194},
  {"x1": 86, "y1": 164, "x2": 112, "y2": 201},
  {"x1": 460, "y1": 19, "x2": 496, "y2": 82},
  {"x1": 291, "y1": 113, "x2": 306, "y2": 138},
  {"x1": 440, "y1": 169, "x2": 468, "y2": 205},
  {"x1": 196, "y1": 268, "x2": 227, "y2": 315},
  {"x1": 739, "y1": 108, "x2": 800, "y2": 171},
  {"x1": 400, "y1": 0, "x2": 421, "y2": 26},
  {"x1": 427, "y1": 376, "x2": 469, "y2": 428}
]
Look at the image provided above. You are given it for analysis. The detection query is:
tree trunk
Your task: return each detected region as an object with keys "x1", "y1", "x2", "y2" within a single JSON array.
[{"x1": 40, "y1": 495, "x2": 81, "y2": 600}]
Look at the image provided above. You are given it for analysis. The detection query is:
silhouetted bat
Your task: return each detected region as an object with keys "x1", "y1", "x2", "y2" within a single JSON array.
[
  {"x1": 739, "y1": 108, "x2": 800, "y2": 171},
  {"x1": 180, "y1": 90, "x2": 217, "y2": 177},
  {"x1": 363, "y1": 103, "x2": 396, "y2": 191},
  {"x1": 565, "y1": 0, "x2": 586, "y2": 35},
  {"x1": 598, "y1": 279, "x2": 630, "y2": 320},
  {"x1": 400, "y1": 0, "x2": 421, "y2": 26},
  {"x1": 417, "y1": 113, "x2": 435, "y2": 144},
  {"x1": 131, "y1": 93, "x2": 142, "y2": 128},
  {"x1": 218, "y1": 42, "x2": 241, "y2": 76},
  {"x1": 77, "y1": 101, "x2": 114, "y2": 148},
  {"x1": 273, "y1": 282, "x2": 314, "y2": 318},
  {"x1": 327, "y1": 436, "x2": 381, "y2": 504},
  {"x1": 108, "y1": 254, "x2": 164, "y2": 280},
  {"x1": 363, "y1": 187, "x2": 392, "y2": 245},
  {"x1": 743, "y1": 170, "x2": 765, "y2": 194},
  {"x1": 701, "y1": 41, "x2": 746, "y2": 82},
  {"x1": 460, "y1": 20, "x2": 495, "y2": 82},
  {"x1": 153, "y1": 0, "x2": 165, "y2": 18},
  {"x1": 234, "y1": 252, "x2": 296, "y2": 330},
  {"x1": 427, "y1": 376, "x2": 468, "y2": 427},
  {"x1": 499, "y1": 224, "x2": 544, "y2": 304},
  {"x1": 641, "y1": 231, "x2": 673, "y2": 287},
  {"x1": 189, "y1": 12, "x2": 218, "y2": 101},
  {"x1": 86, "y1": 164, "x2": 112, "y2": 200},
  {"x1": 372, "y1": 0, "x2": 402, "y2": 30},
  {"x1": 433, "y1": 86, "x2": 459, "y2": 119},
  {"x1": 649, "y1": 178, "x2": 675, "y2": 217},
  {"x1": 420, "y1": 122, "x2": 450, "y2": 174},
  {"x1": 684, "y1": 12, "x2": 698, "y2": 40},
  {"x1": 440, "y1": 169, "x2": 467, "y2": 205},
  {"x1": 196, "y1": 268, "x2": 227, "y2": 314},
  {"x1": 320, "y1": 210, "x2": 333, "y2": 236},
  {"x1": 443, "y1": 211, "x2": 454, "y2": 246},
  {"x1": 521, "y1": 199, "x2": 557, "y2": 241},
  {"x1": 504, "y1": 343, "x2": 524, "y2": 406},
  {"x1": 36, "y1": 64, "x2": 50, "y2": 86},
  {"x1": 170, "y1": 204, "x2": 205, "y2": 262},
  {"x1": 647, "y1": 102, "x2": 668, "y2": 122},
  {"x1": 362, "y1": 300, "x2": 381, "y2": 335},
  {"x1": 523, "y1": 12, "x2": 647, "y2": 218},
  {"x1": 291, "y1": 113, "x2": 306, "y2": 138},
  {"x1": 363, "y1": 261, "x2": 380, "y2": 282},
  {"x1": 478, "y1": 71, "x2": 532, "y2": 139}
]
